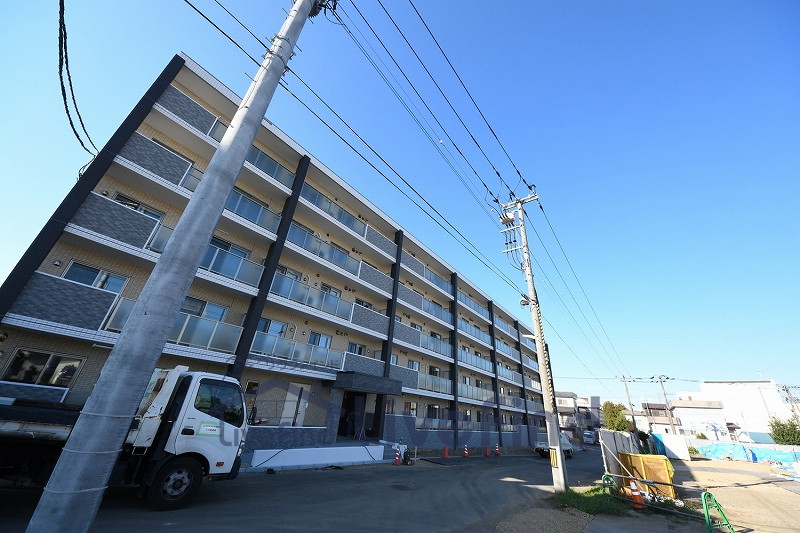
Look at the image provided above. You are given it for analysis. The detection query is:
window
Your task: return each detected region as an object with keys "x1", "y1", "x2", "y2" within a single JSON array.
[
  {"x1": 329, "y1": 241, "x2": 349, "y2": 255},
  {"x1": 181, "y1": 296, "x2": 227, "y2": 322},
  {"x1": 430, "y1": 332, "x2": 442, "y2": 340},
  {"x1": 209, "y1": 119, "x2": 228, "y2": 141},
  {"x1": 244, "y1": 381, "x2": 260, "y2": 395},
  {"x1": 385, "y1": 397, "x2": 395, "y2": 414},
  {"x1": 64, "y1": 263, "x2": 127, "y2": 294},
  {"x1": 347, "y1": 342, "x2": 366, "y2": 355},
  {"x1": 462, "y1": 409, "x2": 471, "y2": 421},
  {"x1": 475, "y1": 379, "x2": 483, "y2": 388},
  {"x1": 429, "y1": 366, "x2": 440, "y2": 377},
  {"x1": 309, "y1": 331, "x2": 332, "y2": 348},
  {"x1": 462, "y1": 376, "x2": 470, "y2": 386},
  {"x1": 194, "y1": 378, "x2": 244, "y2": 427},
  {"x1": 207, "y1": 236, "x2": 249, "y2": 259},
  {"x1": 394, "y1": 316, "x2": 402, "y2": 323},
  {"x1": 474, "y1": 350, "x2": 482, "y2": 357},
  {"x1": 407, "y1": 360, "x2": 420, "y2": 371},
  {"x1": 427, "y1": 404, "x2": 441, "y2": 419},
  {"x1": 403, "y1": 401, "x2": 417, "y2": 417},
  {"x1": 390, "y1": 354, "x2": 398, "y2": 365},
  {"x1": 276, "y1": 264, "x2": 302, "y2": 281},
  {"x1": 410, "y1": 323, "x2": 422, "y2": 331},
  {"x1": 2, "y1": 349, "x2": 82, "y2": 388},
  {"x1": 320, "y1": 283, "x2": 342, "y2": 298},
  {"x1": 355, "y1": 298, "x2": 373, "y2": 310},
  {"x1": 113, "y1": 193, "x2": 164, "y2": 221},
  {"x1": 257, "y1": 318, "x2": 288, "y2": 337}
]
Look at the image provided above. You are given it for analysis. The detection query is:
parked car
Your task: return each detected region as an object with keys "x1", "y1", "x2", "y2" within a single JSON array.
[
  {"x1": 583, "y1": 430, "x2": 596, "y2": 445},
  {"x1": 534, "y1": 432, "x2": 574, "y2": 459}
]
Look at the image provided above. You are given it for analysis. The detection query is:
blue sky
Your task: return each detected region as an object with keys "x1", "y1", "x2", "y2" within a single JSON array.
[{"x1": 1, "y1": 1, "x2": 798, "y2": 409}]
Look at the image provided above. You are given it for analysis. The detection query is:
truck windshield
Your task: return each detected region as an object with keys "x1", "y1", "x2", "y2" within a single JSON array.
[{"x1": 195, "y1": 379, "x2": 245, "y2": 427}]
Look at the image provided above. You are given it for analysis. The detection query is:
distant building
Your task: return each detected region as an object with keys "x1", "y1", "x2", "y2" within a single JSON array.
[{"x1": 555, "y1": 392, "x2": 602, "y2": 438}]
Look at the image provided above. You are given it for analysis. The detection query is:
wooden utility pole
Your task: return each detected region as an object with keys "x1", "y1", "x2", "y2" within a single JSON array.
[{"x1": 27, "y1": 2, "x2": 329, "y2": 531}]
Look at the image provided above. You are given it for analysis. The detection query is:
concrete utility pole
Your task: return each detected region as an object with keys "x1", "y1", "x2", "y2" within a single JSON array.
[
  {"x1": 27, "y1": 2, "x2": 327, "y2": 531},
  {"x1": 651, "y1": 375, "x2": 677, "y2": 434},
  {"x1": 500, "y1": 191, "x2": 568, "y2": 492}
]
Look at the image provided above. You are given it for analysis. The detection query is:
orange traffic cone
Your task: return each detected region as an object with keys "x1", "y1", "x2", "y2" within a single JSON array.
[
  {"x1": 494, "y1": 443, "x2": 501, "y2": 456},
  {"x1": 484, "y1": 446, "x2": 490, "y2": 457},
  {"x1": 463, "y1": 444, "x2": 469, "y2": 457},
  {"x1": 394, "y1": 446, "x2": 401, "y2": 466},
  {"x1": 443, "y1": 445, "x2": 449, "y2": 459},
  {"x1": 629, "y1": 480, "x2": 645, "y2": 509}
]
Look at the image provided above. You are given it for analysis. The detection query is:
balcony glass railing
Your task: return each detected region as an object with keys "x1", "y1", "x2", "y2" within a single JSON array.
[
  {"x1": 147, "y1": 224, "x2": 173, "y2": 253},
  {"x1": 423, "y1": 267, "x2": 451, "y2": 293},
  {"x1": 180, "y1": 166, "x2": 204, "y2": 192},
  {"x1": 250, "y1": 332, "x2": 344, "y2": 370},
  {"x1": 521, "y1": 336, "x2": 537, "y2": 353},
  {"x1": 226, "y1": 190, "x2": 281, "y2": 233},
  {"x1": 422, "y1": 298, "x2": 452, "y2": 323},
  {"x1": 245, "y1": 145, "x2": 295, "y2": 188},
  {"x1": 523, "y1": 355, "x2": 540, "y2": 372},
  {"x1": 457, "y1": 350, "x2": 493, "y2": 372},
  {"x1": 458, "y1": 421, "x2": 496, "y2": 432},
  {"x1": 457, "y1": 318, "x2": 492, "y2": 345},
  {"x1": 105, "y1": 298, "x2": 242, "y2": 353},
  {"x1": 528, "y1": 402, "x2": 545, "y2": 413},
  {"x1": 287, "y1": 223, "x2": 360, "y2": 275},
  {"x1": 499, "y1": 394, "x2": 525, "y2": 409},
  {"x1": 270, "y1": 274, "x2": 353, "y2": 320},
  {"x1": 494, "y1": 317, "x2": 515, "y2": 336},
  {"x1": 458, "y1": 383, "x2": 495, "y2": 402},
  {"x1": 524, "y1": 376, "x2": 543, "y2": 391},
  {"x1": 497, "y1": 367, "x2": 523, "y2": 385},
  {"x1": 199, "y1": 246, "x2": 263, "y2": 287},
  {"x1": 457, "y1": 291, "x2": 490, "y2": 320},
  {"x1": 417, "y1": 374, "x2": 453, "y2": 395},
  {"x1": 495, "y1": 341, "x2": 513, "y2": 357},
  {"x1": 419, "y1": 335, "x2": 453, "y2": 358},
  {"x1": 300, "y1": 183, "x2": 367, "y2": 236}
]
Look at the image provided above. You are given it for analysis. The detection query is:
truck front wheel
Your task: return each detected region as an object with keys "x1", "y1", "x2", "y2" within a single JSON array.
[{"x1": 147, "y1": 457, "x2": 203, "y2": 511}]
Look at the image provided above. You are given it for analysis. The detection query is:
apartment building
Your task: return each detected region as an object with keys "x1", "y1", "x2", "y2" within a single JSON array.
[{"x1": 0, "y1": 54, "x2": 547, "y2": 453}]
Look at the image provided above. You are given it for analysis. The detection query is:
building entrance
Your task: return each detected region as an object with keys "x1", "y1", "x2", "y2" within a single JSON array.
[{"x1": 338, "y1": 391, "x2": 367, "y2": 439}]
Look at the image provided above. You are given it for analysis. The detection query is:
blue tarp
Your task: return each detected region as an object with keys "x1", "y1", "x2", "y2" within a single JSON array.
[{"x1": 698, "y1": 442, "x2": 800, "y2": 464}]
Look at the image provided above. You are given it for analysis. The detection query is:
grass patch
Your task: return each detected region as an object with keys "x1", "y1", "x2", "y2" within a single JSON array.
[{"x1": 552, "y1": 486, "x2": 630, "y2": 516}]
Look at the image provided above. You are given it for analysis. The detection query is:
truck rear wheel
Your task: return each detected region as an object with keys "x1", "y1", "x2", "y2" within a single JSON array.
[{"x1": 147, "y1": 457, "x2": 203, "y2": 511}]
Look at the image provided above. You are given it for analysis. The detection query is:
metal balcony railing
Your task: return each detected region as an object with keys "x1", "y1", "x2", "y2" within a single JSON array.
[
  {"x1": 199, "y1": 245, "x2": 264, "y2": 287},
  {"x1": 270, "y1": 273, "x2": 353, "y2": 320},
  {"x1": 250, "y1": 332, "x2": 344, "y2": 370}
]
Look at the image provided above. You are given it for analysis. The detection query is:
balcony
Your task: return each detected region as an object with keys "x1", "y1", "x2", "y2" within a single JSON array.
[
  {"x1": 497, "y1": 366, "x2": 523, "y2": 385},
  {"x1": 521, "y1": 336, "x2": 537, "y2": 354},
  {"x1": 528, "y1": 402, "x2": 545, "y2": 413},
  {"x1": 245, "y1": 145, "x2": 295, "y2": 189},
  {"x1": 422, "y1": 298, "x2": 452, "y2": 323},
  {"x1": 270, "y1": 273, "x2": 353, "y2": 320},
  {"x1": 423, "y1": 267, "x2": 451, "y2": 294},
  {"x1": 419, "y1": 335, "x2": 453, "y2": 358},
  {"x1": 458, "y1": 383, "x2": 495, "y2": 403},
  {"x1": 494, "y1": 317, "x2": 515, "y2": 337},
  {"x1": 457, "y1": 350, "x2": 493, "y2": 373},
  {"x1": 415, "y1": 417, "x2": 454, "y2": 431},
  {"x1": 417, "y1": 373, "x2": 453, "y2": 395},
  {"x1": 523, "y1": 355, "x2": 540, "y2": 372},
  {"x1": 225, "y1": 189, "x2": 281, "y2": 233},
  {"x1": 498, "y1": 394, "x2": 525, "y2": 410},
  {"x1": 458, "y1": 421, "x2": 496, "y2": 432},
  {"x1": 287, "y1": 224, "x2": 360, "y2": 275},
  {"x1": 524, "y1": 376, "x2": 542, "y2": 391},
  {"x1": 457, "y1": 318, "x2": 492, "y2": 345},
  {"x1": 250, "y1": 332, "x2": 344, "y2": 370},
  {"x1": 301, "y1": 183, "x2": 366, "y2": 237},
  {"x1": 457, "y1": 291, "x2": 490, "y2": 320},
  {"x1": 199, "y1": 246, "x2": 264, "y2": 287},
  {"x1": 105, "y1": 298, "x2": 242, "y2": 353}
]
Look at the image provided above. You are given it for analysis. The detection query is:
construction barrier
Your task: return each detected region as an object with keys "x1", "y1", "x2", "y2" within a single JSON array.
[
  {"x1": 619, "y1": 452, "x2": 676, "y2": 498},
  {"x1": 393, "y1": 446, "x2": 401, "y2": 466},
  {"x1": 494, "y1": 443, "x2": 500, "y2": 456},
  {"x1": 463, "y1": 444, "x2": 469, "y2": 458}
]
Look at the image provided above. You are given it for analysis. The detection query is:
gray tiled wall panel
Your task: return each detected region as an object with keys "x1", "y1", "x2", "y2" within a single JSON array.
[
  {"x1": 343, "y1": 353, "x2": 384, "y2": 376},
  {"x1": 400, "y1": 251, "x2": 424, "y2": 276},
  {"x1": 157, "y1": 85, "x2": 216, "y2": 135},
  {"x1": 358, "y1": 264, "x2": 393, "y2": 294},
  {"x1": 9, "y1": 273, "x2": 117, "y2": 330},
  {"x1": 350, "y1": 304, "x2": 389, "y2": 335},
  {"x1": 72, "y1": 194, "x2": 158, "y2": 248},
  {"x1": 397, "y1": 284, "x2": 422, "y2": 310},
  {"x1": 388, "y1": 364, "x2": 418, "y2": 389},
  {"x1": 0, "y1": 383, "x2": 66, "y2": 402},
  {"x1": 393, "y1": 321, "x2": 421, "y2": 347},
  {"x1": 365, "y1": 226, "x2": 396, "y2": 257},
  {"x1": 118, "y1": 132, "x2": 192, "y2": 186},
  {"x1": 243, "y1": 426, "x2": 327, "y2": 453}
]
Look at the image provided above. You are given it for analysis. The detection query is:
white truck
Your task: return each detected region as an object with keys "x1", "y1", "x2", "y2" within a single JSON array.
[
  {"x1": 534, "y1": 432, "x2": 574, "y2": 459},
  {"x1": 0, "y1": 366, "x2": 247, "y2": 510}
]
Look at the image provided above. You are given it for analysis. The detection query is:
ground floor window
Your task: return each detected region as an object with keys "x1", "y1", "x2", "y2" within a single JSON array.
[{"x1": 2, "y1": 349, "x2": 82, "y2": 387}]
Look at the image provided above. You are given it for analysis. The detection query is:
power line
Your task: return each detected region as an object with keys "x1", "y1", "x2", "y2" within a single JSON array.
[{"x1": 58, "y1": 0, "x2": 97, "y2": 156}]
